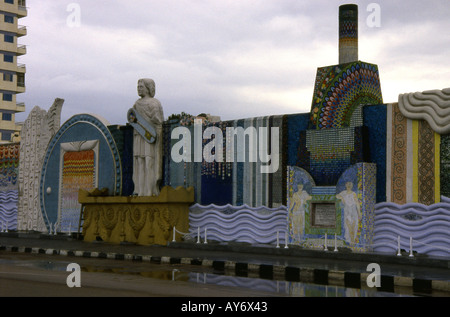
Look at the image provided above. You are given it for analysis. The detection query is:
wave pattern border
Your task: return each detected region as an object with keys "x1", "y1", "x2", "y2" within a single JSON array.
[
  {"x1": 189, "y1": 204, "x2": 288, "y2": 245},
  {"x1": 373, "y1": 196, "x2": 450, "y2": 257}
]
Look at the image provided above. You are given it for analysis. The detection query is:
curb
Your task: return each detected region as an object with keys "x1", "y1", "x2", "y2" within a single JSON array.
[{"x1": 1, "y1": 244, "x2": 449, "y2": 295}]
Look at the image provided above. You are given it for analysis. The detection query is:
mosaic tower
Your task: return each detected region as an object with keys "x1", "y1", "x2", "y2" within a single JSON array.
[
  {"x1": 310, "y1": 4, "x2": 382, "y2": 130},
  {"x1": 339, "y1": 4, "x2": 358, "y2": 64}
]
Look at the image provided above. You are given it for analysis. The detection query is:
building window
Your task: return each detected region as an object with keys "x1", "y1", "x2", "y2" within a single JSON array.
[
  {"x1": 3, "y1": 73, "x2": 13, "y2": 82},
  {"x1": 4, "y1": 34, "x2": 14, "y2": 43},
  {"x1": 5, "y1": 0, "x2": 15, "y2": 4},
  {"x1": 2, "y1": 113, "x2": 12, "y2": 121},
  {"x1": 4, "y1": 15, "x2": 14, "y2": 24},
  {"x1": 2, "y1": 93, "x2": 13, "y2": 101},
  {"x1": 3, "y1": 54, "x2": 13, "y2": 63},
  {"x1": 1, "y1": 132, "x2": 12, "y2": 141}
]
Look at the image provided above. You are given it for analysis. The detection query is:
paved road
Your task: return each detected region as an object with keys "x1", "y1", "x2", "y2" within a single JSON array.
[
  {"x1": 1, "y1": 234, "x2": 449, "y2": 299},
  {"x1": 0, "y1": 253, "x2": 283, "y2": 297}
]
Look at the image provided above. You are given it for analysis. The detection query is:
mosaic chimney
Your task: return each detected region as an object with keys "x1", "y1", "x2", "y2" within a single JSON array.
[{"x1": 339, "y1": 4, "x2": 358, "y2": 64}]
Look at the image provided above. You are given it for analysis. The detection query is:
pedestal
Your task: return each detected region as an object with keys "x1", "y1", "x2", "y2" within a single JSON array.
[{"x1": 78, "y1": 186, "x2": 195, "y2": 245}]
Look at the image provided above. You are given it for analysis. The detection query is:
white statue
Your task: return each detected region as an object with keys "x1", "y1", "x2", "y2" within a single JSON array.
[
  {"x1": 289, "y1": 183, "x2": 312, "y2": 241},
  {"x1": 130, "y1": 78, "x2": 164, "y2": 196},
  {"x1": 336, "y1": 181, "x2": 362, "y2": 245}
]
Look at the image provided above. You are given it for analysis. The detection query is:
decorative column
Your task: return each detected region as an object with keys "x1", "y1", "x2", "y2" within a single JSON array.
[{"x1": 339, "y1": 4, "x2": 358, "y2": 64}]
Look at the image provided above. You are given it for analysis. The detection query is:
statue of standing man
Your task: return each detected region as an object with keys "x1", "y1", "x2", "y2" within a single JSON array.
[{"x1": 128, "y1": 78, "x2": 164, "y2": 196}]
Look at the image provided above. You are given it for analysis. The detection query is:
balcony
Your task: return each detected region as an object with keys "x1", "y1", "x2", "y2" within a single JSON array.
[
  {"x1": 17, "y1": 44, "x2": 26, "y2": 56},
  {"x1": 17, "y1": 25, "x2": 27, "y2": 37},
  {"x1": 16, "y1": 63, "x2": 26, "y2": 73},
  {"x1": 16, "y1": 82, "x2": 25, "y2": 93},
  {"x1": 18, "y1": 5, "x2": 28, "y2": 18},
  {"x1": 15, "y1": 102, "x2": 25, "y2": 113}
]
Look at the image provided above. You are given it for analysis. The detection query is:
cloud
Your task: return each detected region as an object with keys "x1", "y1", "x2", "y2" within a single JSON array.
[{"x1": 16, "y1": 0, "x2": 450, "y2": 126}]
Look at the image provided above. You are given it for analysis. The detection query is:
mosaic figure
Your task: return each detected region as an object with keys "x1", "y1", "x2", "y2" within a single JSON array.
[
  {"x1": 336, "y1": 181, "x2": 361, "y2": 245},
  {"x1": 289, "y1": 183, "x2": 312, "y2": 241},
  {"x1": 132, "y1": 78, "x2": 164, "y2": 196}
]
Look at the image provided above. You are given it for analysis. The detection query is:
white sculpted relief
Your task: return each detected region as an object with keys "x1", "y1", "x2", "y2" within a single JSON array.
[{"x1": 17, "y1": 98, "x2": 64, "y2": 232}]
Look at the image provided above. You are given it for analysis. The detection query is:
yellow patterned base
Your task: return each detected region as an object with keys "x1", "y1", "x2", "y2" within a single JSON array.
[{"x1": 78, "y1": 186, "x2": 195, "y2": 245}]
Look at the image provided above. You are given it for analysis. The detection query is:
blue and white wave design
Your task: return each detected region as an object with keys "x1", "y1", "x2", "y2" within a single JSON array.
[
  {"x1": 189, "y1": 204, "x2": 288, "y2": 245},
  {"x1": 373, "y1": 196, "x2": 450, "y2": 257},
  {"x1": 0, "y1": 190, "x2": 18, "y2": 231}
]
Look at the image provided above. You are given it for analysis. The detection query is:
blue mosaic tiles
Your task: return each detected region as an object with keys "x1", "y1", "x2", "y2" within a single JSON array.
[{"x1": 363, "y1": 104, "x2": 386, "y2": 203}]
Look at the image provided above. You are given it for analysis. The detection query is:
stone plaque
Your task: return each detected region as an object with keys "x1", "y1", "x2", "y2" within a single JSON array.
[{"x1": 311, "y1": 203, "x2": 336, "y2": 228}]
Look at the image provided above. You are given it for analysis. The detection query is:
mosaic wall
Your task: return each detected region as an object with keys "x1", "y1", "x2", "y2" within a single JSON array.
[
  {"x1": 159, "y1": 100, "x2": 388, "y2": 208},
  {"x1": 0, "y1": 143, "x2": 19, "y2": 230},
  {"x1": 40, "y1": 114, "x2": 121, "y2": 232},
  {"x1": 0, "y1": 144, "x2": 19, "y2": 191},
  {"x1": 162, "y1": 115, "x2": 288, "y2": 208},
  {"x1": 310, "y1": 61, "x2": 383, "y2": 130},
  {"x1": 60, "y1": 150, "x2": 96, "y2": 232},
  {"x1": 441, "y1": 134, "x2": 450, "y2": 198},
  {"x1": 294, "y1": 125, "x2": 370, "y2": 186},
  {"x1": 386, "y1": 103, "x2": 441, "y2": 205},
  {"x1": 287, "y1": 163, "x2": 376, "y2": 252},
  {"x1": 362, "y1": 105, "x2": 386, "y2": 202}
]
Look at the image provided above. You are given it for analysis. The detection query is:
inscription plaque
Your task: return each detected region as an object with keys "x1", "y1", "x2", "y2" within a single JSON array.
[{"x1": 311, "y1": 203, "x2": 336, "y2": 228}]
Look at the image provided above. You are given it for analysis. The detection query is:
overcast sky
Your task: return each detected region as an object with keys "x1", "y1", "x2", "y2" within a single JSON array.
[{"x1": 16, "y1": 0, "x2": 450, "y2": 125}]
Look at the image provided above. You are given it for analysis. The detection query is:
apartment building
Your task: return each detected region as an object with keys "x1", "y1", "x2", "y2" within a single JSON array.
[{"x1": 0, "y1": 0, "x2": 26, "y2": 143}]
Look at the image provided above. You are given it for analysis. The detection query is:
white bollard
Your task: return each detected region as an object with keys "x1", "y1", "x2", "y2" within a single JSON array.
[
  {"x1": 284, "y1": 232, "x2": 289, "y2": 249},
  {"x1": 409, "y1": 237, "x2": 414, "y2": 258},
  {"x1": 334, "y1": 234, "x2": 338, "y2": 252},
  {"x1": 196, "y1": 227, "x2": 201, "y2": 244},
  {"x1": 276, "y1": 231, "x2": 280, "y2": 248},
  {"x1": 172, "y1": 226, "x2": 176, "y2": 242},
  {"x1": 397, "y1": 236, "x2": 402, "y2": 256},
  {"x1": 53, "y1": 223, "x2": 57, "y2": 235},
  {"x1": 324, "y1": 233, "x2": 328, "y2": 251},
  {"x1": 5, "y1": 221, "x2": 8, "y2": 233},
  {"x1": 204, "y1": 228, "x2": 208, "y2": 244}
]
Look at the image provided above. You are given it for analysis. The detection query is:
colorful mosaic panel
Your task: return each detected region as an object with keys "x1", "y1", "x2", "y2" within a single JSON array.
[
  {"x1": 60, "y1": 150, "x2": 96, "y2": 232},
  {"x1": 0, "y1": 144, "x2": 19, "y2": 190},
  {"x1": 418, "y1": 120, "x2": 435, "y2": 205},
  {"x1": 441, "y1": 134, "x2": 450, "y2": 198},
  {"x1": 391, "y1": 103, "x2": 407, "y2": 204},
  {"x1": 293, "y1": 125, "x2": 368, "y2": 186},
  {"x1": 163, "y1": 115, "x2": 287, "y2": 208},
  {"x1": 310, "y1": 61, "x2": 383, "y2": 130},
  {"x1": 287, "y1": 163, "x2": 376, "y2": 252},
  {"x1": 0, "y1": 144, "x2": 19, "y2": 231}
]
